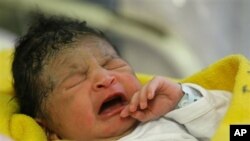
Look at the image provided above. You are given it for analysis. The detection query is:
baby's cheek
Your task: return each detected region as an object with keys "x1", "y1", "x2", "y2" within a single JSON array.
[
  {"x1": 84, "y1": 113, "x2": 95, "y2": 127},
  {"x1": 72, "y1": 105, "x2": 95, "y2": 129},
  {"x1": 126, "y1": 75, "x2": 141, "y2": 93},
  {"x1": 72, "y1": 111, "x2": 95, "y2": 135}
]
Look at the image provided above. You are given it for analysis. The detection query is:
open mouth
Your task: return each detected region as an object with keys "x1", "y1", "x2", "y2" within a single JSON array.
[{"x1": 98, "y1": 94, "x2": 126, "y2": 116}]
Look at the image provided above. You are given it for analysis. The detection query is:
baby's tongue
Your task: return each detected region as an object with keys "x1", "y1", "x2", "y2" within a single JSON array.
[{"x1": 101, "y1": 102, "x2": 123, "y2": 115}]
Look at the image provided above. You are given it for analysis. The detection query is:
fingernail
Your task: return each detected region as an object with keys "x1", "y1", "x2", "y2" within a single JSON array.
[
  {"x1": 120, "y1": 110, "x2": 127, "y2": 117},
  {"x1": 148, "y1": 93, "x2": 154, "y2": 99},
  {"x1": 140, "y1": 103, "x2": 147, "y2": 109}
]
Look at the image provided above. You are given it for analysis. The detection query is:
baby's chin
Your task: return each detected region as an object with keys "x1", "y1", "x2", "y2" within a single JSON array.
[{"x1": 95, "y1": 118, "x2": 138, "y2": 141}]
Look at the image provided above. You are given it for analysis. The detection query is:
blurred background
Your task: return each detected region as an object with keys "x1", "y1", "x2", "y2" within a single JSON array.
[{"x1": 0, "y1": 0, "x2": 249, "y2": 78}]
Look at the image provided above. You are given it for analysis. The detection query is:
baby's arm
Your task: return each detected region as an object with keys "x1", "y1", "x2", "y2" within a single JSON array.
[
  {"x1": 120, "y1": 76, "x2": 184, "y2": 122},
  {"x1": 120, "y1": 76, "x2": 231, "y2": 140},
  {"x1": 166, "y1": 83, "x2": 231, "y2": 140}
]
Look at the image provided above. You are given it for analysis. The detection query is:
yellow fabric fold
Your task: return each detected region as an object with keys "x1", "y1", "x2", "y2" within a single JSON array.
[
  {"x1": 1, "y1": 48, "x2": 249, "y2": 141},
  {"x1": 181, "y1": 55, "x2": 250, "y2": 141},
  {"x1": 10, "y1": 114, "x2": 47, "y2": 141}
]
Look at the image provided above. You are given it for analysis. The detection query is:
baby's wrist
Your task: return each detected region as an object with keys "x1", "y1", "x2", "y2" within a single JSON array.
[{"x1": 176, "y1": 84, "x2": 203, "y2": 109}]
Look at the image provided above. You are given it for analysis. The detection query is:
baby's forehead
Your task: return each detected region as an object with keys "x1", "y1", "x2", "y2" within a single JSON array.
[
  {"x1": 47, "y1": 35, "x2": 118, "y2": 66},
  {"x1": 48, "y1": 36, "x2": 116, "y2": 60},
  {"x1": 75, "y1": 35, "x2": 117, "y2": 56}
]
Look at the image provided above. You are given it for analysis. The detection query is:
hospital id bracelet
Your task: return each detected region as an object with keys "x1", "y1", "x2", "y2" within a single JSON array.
[{"x1": 177, "y1": 84, "x2": 202, "y2": 108}]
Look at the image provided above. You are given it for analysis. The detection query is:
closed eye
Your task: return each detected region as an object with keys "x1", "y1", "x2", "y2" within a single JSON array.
[
  {"x1": 103, "y1": 58, "x2": 128, "y2": 70},
  {"x1": 66, "y1": 78, "x2": 84, "y2": 89},
  {"x1": 63, "y1": 73, "x2": 86, "y2": 90}
]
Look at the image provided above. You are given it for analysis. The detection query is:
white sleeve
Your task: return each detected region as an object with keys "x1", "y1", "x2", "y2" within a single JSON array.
[{"x1": 165, "y1": 83, "x2": 232, "y2": 140}]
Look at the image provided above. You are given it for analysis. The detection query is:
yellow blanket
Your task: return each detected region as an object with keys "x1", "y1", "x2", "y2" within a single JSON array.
[
  {"x1": 0, "y1": 49, "x2": 47, "y2": 140},
  {"x1": 1, "y1": 48, "x2": 250, "y2": 141}
]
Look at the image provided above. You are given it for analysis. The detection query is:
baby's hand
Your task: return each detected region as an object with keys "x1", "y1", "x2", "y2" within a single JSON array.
[{"x1": 120, "y1": 76, "x2": 183, "y2": 122}]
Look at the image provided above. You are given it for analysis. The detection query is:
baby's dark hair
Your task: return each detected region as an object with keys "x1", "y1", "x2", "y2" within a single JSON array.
[{"x1": 12, "y1": 13, "x2": 116, "y2": 118}]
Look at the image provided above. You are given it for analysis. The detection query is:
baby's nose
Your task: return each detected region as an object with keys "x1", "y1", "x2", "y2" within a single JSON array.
[
  {"x1": 95, "y1": 76, "x2": 115, "y2": 89},
  {"x1": 92, "y1": 69, "x2": 116, "y2": 90}
]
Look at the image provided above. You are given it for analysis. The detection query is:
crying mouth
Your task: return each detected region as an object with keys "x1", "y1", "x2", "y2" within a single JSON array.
[{"x1": 99, "y1": 95, "x2": 125, "y2": 115}]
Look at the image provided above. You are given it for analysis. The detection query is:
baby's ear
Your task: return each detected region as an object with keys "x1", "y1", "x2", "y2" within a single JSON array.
[{"x1": 35, "y1": 118, "x2": 62, "y2": 140}]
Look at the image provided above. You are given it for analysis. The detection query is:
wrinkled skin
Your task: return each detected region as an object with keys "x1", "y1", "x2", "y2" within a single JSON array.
[{"x1": 38, "y1": 36, "x2": 141, "y2": 140}]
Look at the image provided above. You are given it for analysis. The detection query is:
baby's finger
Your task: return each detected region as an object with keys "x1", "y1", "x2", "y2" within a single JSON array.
[
  {"x1": 120, "y1": 106, "x2": 130, "y2": 118},
  {"x1": 139, "y1": 85, "x2": 150, "y2": 109},
  {"x1": 129, "y1": 92, "x2": 140, "y2": 113},
  {"x1": 146, "y1": 77, "x2": 162, "y2": 99},
  {"x1": 131, "y1": 111, "x2": 149, "y2": 122}
]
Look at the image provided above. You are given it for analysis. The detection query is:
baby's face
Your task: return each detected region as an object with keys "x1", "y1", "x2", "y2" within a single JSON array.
[{"x1": 41, "y1": 36, "x2": 141, "y2": 140}]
